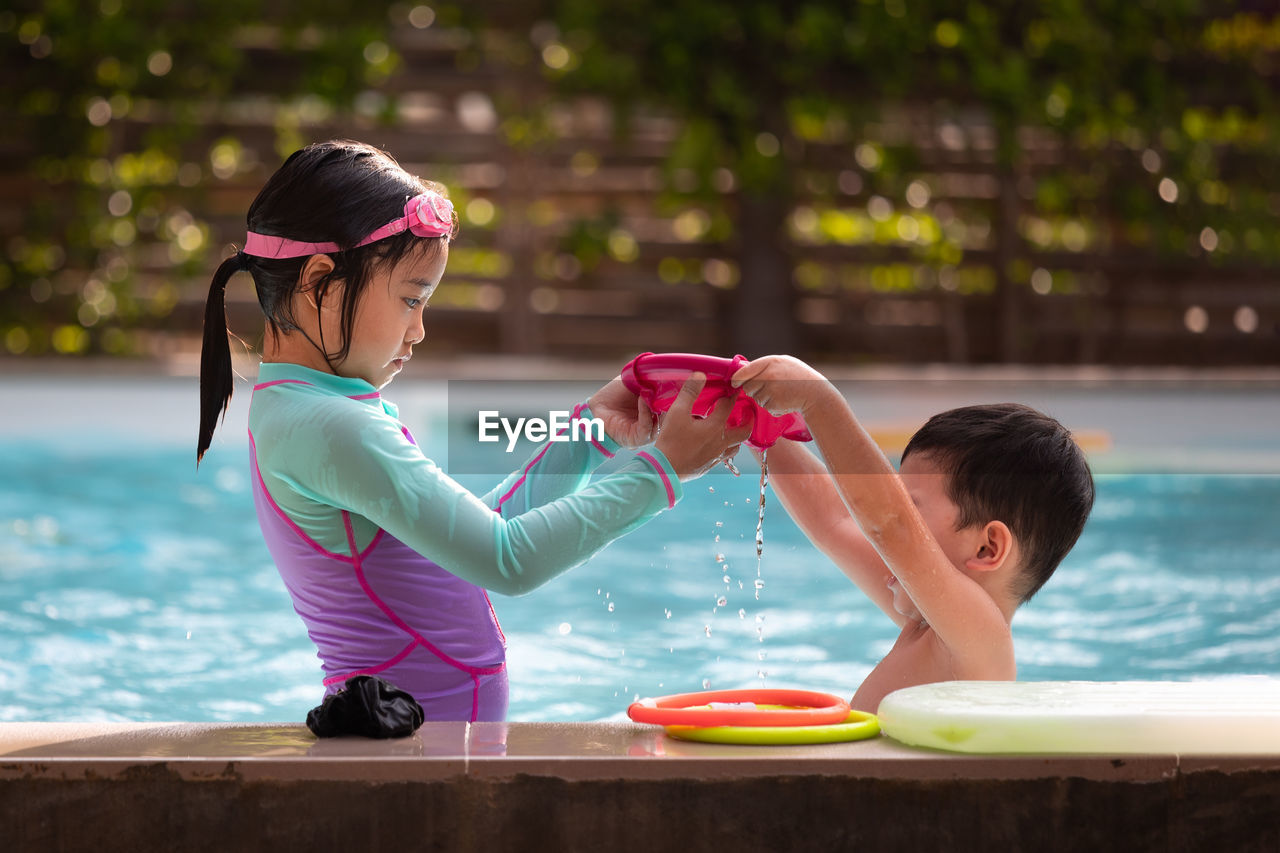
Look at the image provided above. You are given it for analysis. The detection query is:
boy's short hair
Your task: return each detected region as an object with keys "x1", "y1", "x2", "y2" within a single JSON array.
[{"x1": 901, "y1": 403, "x2": 1094, "y2": 604}]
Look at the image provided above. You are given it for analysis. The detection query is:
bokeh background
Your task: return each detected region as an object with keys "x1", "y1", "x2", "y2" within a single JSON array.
[{"x1": 3, "y1": 1, "x2": 1280, "y2": 367}]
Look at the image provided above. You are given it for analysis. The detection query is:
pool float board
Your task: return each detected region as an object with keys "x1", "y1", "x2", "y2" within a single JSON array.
[{"x1": 877, "y1": 680, "x2": 1280, "y2": 755}]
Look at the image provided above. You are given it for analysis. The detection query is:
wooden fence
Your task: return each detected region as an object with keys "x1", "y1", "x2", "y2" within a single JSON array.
[{"x1": 7, "y1": 20, "x2": 1280, "y2": 366}]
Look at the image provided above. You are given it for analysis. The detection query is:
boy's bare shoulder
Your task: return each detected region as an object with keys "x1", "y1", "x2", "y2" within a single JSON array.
[{"x1": 852, "y1": 621, "x2": 1015, "y2": 713}]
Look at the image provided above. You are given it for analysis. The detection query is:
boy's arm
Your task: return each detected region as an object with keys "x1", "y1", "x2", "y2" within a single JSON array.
[
  {"x1": 806, "y1": 390, "x2": 1010, "y2": 672},
  {"x1": 759, "y1": 439, "x2": 907, "y2": 626},
  {"x1": 735, "y1": 358, "x2": 1012, "y2": 675}
]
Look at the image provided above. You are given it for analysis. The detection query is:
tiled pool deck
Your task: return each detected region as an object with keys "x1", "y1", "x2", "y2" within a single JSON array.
[{"x1": 3, "y1": 722, "x2": 1278, "y2": 851}]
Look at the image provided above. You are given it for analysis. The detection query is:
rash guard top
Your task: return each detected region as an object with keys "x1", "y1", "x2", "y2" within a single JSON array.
[{"x1": 247, "y1": 362, "x2": 682, "y2": 721}]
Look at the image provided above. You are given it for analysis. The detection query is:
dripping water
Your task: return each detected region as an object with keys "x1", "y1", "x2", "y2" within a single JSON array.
[
  {"x1": 755, "y1": 450, "x2": 768, "y2": 685},
  {"x1": 754, "y1": 449, "x2": 768, "y2": 598}
]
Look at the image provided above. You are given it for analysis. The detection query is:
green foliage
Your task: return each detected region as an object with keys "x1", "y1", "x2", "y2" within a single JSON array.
[
  {"x1": 547, "y1": 0, "x2": 1280, "y2": 268},
  {"x1": 0, "y1": 0, "x2": 401, "y2": 355},
  {"x1": 4, "y1": 1, "x2": 1278, "y2": 360}
]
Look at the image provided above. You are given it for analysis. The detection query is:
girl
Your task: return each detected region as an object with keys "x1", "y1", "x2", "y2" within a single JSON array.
[{"x1": 198, "y1": 140, "x2": 744, "y2": 722}]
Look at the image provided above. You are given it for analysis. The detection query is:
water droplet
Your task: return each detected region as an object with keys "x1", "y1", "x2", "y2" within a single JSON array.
[
  {"x1": 607, "y1": 601, "x2": 615, "y2": 612},
  {"x1": 664, "y1": 608, "x2": 672, "y2": 619},
  {"x1": 755, "y1": 614, "x2": 765, "y2": 624},
  {"x1": 704, "y1": 625, "x2": 712, "y2": 637},
  {"x1": 716, "y1": 596, "x2": 727, "y2": 607},
  {"x1": 754, "y1": 578, "x2": 765, "y2": 590},
  {"x1": 757, "y1": 650, "x2": 767, "y2": 660},
  {"x1": 558, "y1": 622, "x2": 572, "y2": 635},
  {"x1": 715, "y1": 521, "x2": 723, "y2": 528},
  {"x1": 738, "y1": 608, "x2": 746, "y2": 619},
  {"x1": 714, "y1": 534, "x2": 720, "y2": 542},
  {"x1": 715, "y1": 553, "x2": 725, "y2": 563},
  {"x1": 722, "y1": 574, "x2": 731, "y2": 584},
  {"x1": 708, "y1": 486, "x2": 715, "y2": 494},
  {"x1": 702, "y1": 678, "x2": 711, "y2": 689}
]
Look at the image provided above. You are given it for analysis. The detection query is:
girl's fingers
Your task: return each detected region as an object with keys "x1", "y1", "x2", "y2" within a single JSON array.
[
  {"x1": 670, "y1": 372, "x2": 707, "y2": 418},
  {"x1": 636, "y1": 396, "x2": 653, "y2": 432}
]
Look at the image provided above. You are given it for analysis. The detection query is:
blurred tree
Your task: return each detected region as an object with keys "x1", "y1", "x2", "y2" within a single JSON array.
[
  {"x1": 545, "y1": 0, "x2": 1279, "y2": 358},
  {"x1": 0, "y1": 0, "x2": 399, "y2": 356},
  {"x1": 4, "y1": 1, "x2": 1277, "y2": 363}
]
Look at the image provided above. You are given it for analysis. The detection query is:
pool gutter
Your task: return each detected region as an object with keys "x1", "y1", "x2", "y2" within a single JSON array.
[{"x1": 2, "y1": 721, "x2": 1278, "y2": 851}]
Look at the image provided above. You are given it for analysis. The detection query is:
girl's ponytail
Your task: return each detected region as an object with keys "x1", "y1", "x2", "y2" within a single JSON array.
[{"x1": 197, "y1": 252, "x2": 250, "y2": 464}]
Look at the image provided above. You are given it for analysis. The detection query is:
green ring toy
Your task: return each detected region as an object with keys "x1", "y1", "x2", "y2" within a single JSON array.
[{"x1": 663, "y1": 710, "x2": 880, "y2": 745}]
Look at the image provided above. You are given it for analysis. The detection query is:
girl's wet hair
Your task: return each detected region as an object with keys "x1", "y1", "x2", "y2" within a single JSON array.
[{"x1": 197, "y1": 140, "x2": 459, "y2": 464}]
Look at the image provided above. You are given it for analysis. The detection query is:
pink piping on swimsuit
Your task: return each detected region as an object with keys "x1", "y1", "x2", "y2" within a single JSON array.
[{"x1": 249, "y1": 381, "x2": 512, "y2": 722}]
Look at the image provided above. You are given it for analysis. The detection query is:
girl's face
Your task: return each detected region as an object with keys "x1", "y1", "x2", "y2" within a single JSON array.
[{"x1": 335, "y1": 245, "x2": 448, "y2": 389}]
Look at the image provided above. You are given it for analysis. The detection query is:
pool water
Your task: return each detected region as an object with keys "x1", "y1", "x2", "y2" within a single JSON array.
[{"x1": 2, "y1": 376, "x2": 1279, "y2": 722}]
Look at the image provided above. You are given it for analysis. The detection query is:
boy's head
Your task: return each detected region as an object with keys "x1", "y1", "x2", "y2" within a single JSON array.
[{"x1": 901, "y1": 403, "x2": 1094, "y2": 604}]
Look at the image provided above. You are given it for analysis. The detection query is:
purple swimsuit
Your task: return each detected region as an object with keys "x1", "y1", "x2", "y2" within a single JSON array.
[{"x1": 248, "y1": 363, "x2": 680, "y2": 721}]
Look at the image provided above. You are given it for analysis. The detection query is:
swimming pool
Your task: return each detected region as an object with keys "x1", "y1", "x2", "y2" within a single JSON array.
[{"x1": 2, "y1": 370, "x2": 1278, "y2": 722}]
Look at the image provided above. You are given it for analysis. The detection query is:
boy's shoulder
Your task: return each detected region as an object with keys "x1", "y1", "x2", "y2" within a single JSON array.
[{"x1": 854, "y1": 621, "x2": 1014, "y2": 712}]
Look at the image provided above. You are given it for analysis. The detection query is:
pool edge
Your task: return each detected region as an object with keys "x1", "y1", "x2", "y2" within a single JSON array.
[{"x1": 2, "y1": 722, "x2": 1278, "y2": 851}]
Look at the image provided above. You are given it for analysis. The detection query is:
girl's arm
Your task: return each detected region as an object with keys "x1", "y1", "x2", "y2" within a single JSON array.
[
  {"x1": 480, "y1": 377, "x2": 654, "y2": 516},
  {"x1": 266, "y1": 375, "x2": 742, "y2": 596},
  {"x1": 479, "y1": 401, "x2": 621, "y2": 517}
]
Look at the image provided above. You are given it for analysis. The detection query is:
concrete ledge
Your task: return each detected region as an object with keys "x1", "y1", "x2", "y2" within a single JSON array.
[{"x1": 3, "y1": 723, "x2": 1280, "y2": 851}]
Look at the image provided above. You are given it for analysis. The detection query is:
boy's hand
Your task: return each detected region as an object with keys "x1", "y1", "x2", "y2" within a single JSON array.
[
  {"x1": 588, "y1": 377, "x2": 656, "y2": 448},
  {"x1": 730, "y1": 354, "x2": 831, "y2": 416},
  {"x1": 655, "y1": 373, "x2": 751, "y2": 481}
]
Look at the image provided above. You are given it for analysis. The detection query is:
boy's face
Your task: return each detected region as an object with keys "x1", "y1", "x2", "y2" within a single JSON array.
[{"x1": 896, "y1": 453, "x2": 984, "y2": 611}]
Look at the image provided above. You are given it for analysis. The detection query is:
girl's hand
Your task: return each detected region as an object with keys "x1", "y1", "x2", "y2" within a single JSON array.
[
  {"x1": 730, "y1": 355, "x2": 831, "y2": 417},
  {"x1": 655, "y1": 373, "x2": 752, "y2": 481},
  {"x1": 589, "y1": 377, "x2": 656, "y2": 448}
]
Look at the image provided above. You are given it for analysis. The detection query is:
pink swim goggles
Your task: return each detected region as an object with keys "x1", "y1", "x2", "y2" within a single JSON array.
[{"x1": 242, "y1": 191, "x2": 455, "y2": 259}]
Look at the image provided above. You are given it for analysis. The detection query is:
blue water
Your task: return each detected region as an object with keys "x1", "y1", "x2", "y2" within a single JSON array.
[{"x1": 2, "y1": 401, "x2": 1279, "y2": 722}]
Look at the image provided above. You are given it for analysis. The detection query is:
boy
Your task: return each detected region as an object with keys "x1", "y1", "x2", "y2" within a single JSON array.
[{"x1": 732, "y1": 356, "x2": 1094, "y2": 712}]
